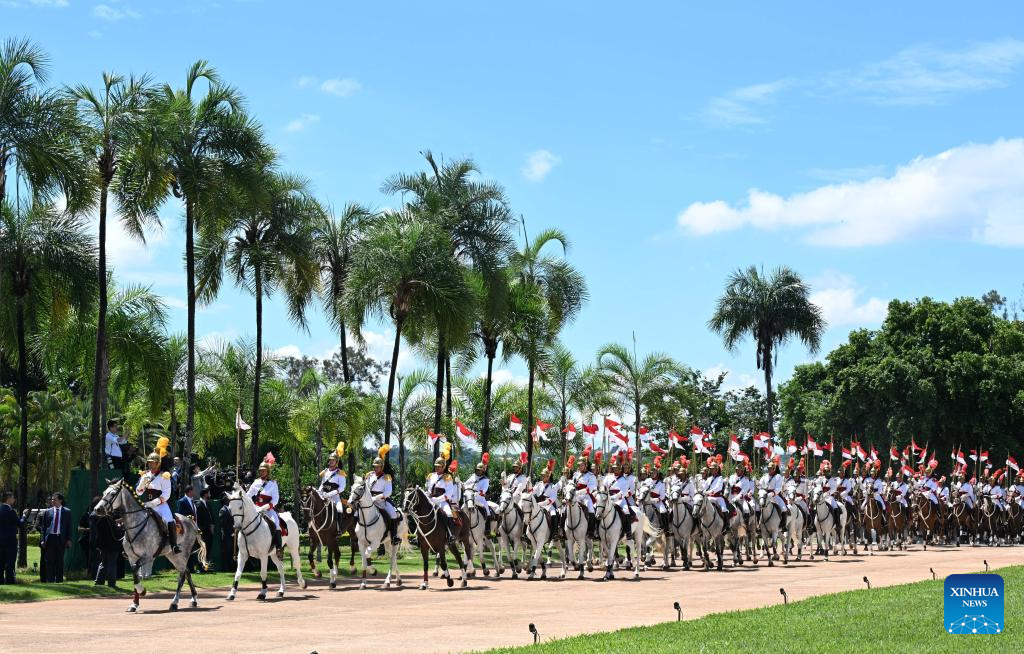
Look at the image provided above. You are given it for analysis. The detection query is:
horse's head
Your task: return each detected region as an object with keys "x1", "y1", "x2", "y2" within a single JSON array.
[
  {"x1": 635, "y1": 483, "x2": 651, "y2": 504},
  {"x1": 560, "y1": 483, "x2": 576, "y2": 504},
  {"x1": 348, "y1": 479, "x2": 367, "y2": 506},
  {"x1": 498, "y1": 487, "x2": 516, "y2": 513},
  {"x1": 93, "y1": 479, "x2": 125, "y2": 517},
  {"x1": 224, "y1": 483, "x2": 248, "y2": 529},
  {"x1": 402, "y1": 486, "x2": 419, "y2": 513}
]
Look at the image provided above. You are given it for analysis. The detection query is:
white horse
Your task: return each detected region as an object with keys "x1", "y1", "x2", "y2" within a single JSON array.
[
  {"x1": 495, "y1": 487, "x2": 526, "y2": 578},
  {"x1": 348, "y1": 477, "x2": 408, "y2": 589},
  {"x1": 224, "y1": 483, "x2": 305, "y2": 600},
  {"x1": 784, "y1": 487, "x2": 808, "y2": 561},
  {"x1": 810, "y1": 486, "x2": 847, "y2": 561},
  {"x1": 520, "y1": 492, "x2": 566, "y2": 580},
  {"x1": 560, "y1": 484, "x2": 594, "y2": 579},
  {"x1": 635, "y1": 483, "x2": 671, "y2": 570},
  {"x1": 460, "y1": 482, "x2": 498, "y2": 577},
  {"x1": 694, "y1": 493, "x2": 726, "y2": 570},
  {"x1": 593, "y1": 489, "x2": 643, "y2": 580},
  {"x1": 758, "y1": 489, "x2": 786, "y2": 565},
  {"x1": 667, "y1": 489, "x2": 698, "y2": 570},
  {"x1": 93, "y1": 479, "x2": 207, "y2": 612}
]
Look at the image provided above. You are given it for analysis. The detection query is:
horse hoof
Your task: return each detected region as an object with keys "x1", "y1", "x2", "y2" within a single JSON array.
[
  {"x1": 397, "y1": 578, "x2": 403, "y2": 586},
  {"x1": 419, "y1": 583, "x2": 428, "y2": 590},
  {"x1": 226, "y1": 594, "x2": 234, "y2": 601},
  {"x1": 383, "y1": 583, "x2": 391, "y2": 590},
  {"x1": 446, "y1": 578, "x2": 454, "y2": 588},
  {"x1": 314, "y1": 571, "x2": 322, "y2": 579},
  {"x1": 512, "y1": 573, "x2": 518, "y2": 580},
  {"x1": 127, "y1": 605, "x2": 137, "y2": 613},
  {"x1": 578, "y1": 573, "x2": 585, "y2": 580},
  {"x1": 461, "y1": 580, "x2": 468, "y2": 588},
  {"x1": 277, "y1": 591, "x2": 284, "y2": 598},
  {"x1": 768, "y1": 560, "x2": 774, "y2": 567},
  {"x1": 359, "y1": 581, "x2": 367, "y2": 590},
  {"x1": 258, "y1": 595, "x2": 267, "y2": 602},
  {"x1": 300, "y1": 580, "x2": 307, "y2": 589},
  {"x1": 330, "y1": 582, "x2": 336, "y2": 589},
  {"x1": 190, "y1": 600, "x2": 198, "y2": 608},
  {"x1": 432, "y1": 571, "x2": 438, "y2": 577},
  {"x1": 139, "y1": 589, "x2": 147, "y2": 597},
  {"x1": 483, "y1": 569, "x2": 490, "y2": 577}
]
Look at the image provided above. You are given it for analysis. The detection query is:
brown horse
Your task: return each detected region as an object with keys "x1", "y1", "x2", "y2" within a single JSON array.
[
  {"x1": 301, "y1": 486, "x2": 358, "y2": 588},
  {"x1": 915, "y1": 495, "x2": 944, "y2": 548},
  {"x1": 1007, "y1": 502, "x2": 1022, "y2": 544},
  {"x1": 403, "y1": 486, "x2": 470, "y2": 590},
  {"x1": 948, "y1": 495, "x2": 975, "y2": 546},
  {"x1": 885, "y1": 490, "x2": 910, "y2": 550},
  {"x1": 977, "y1": 495, "x2": 1005, "y2": 545},
  {"x1": 861, "y1": 494, "x2": 887, "y2": 554}
]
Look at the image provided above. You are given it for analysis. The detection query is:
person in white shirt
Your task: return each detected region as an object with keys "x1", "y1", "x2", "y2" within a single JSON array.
[
  {"x1": 572, "y1": 451, "x2": 599, "y2": 538},
  {"x1": 465, "y1": 453, "x2": 494, "y2": 534},
  {"x1": 505, "y1": 457, "x2": 529, "y2": 496},
  {"x1": 426, "y1": 456, "x2": 457, "y2": 542},
  {"x1": 645, "y1": 459, "x2": 669, "y2": 532},
  {"x1": 1011, "y1": 470, "x2": 1024, "y2": 506},
  {"x1": 104, "y1": 419, "x2": 127, "y2": 471},
  {"x1": 367, "y1": 446, "x2": 401, "y2": 545},
  {"x1": 136, "y1": 451, "x2": 179, "y2": 553},
  {"x1": 532, "y1": 461, "x2": 562, "y2": 537},
  {"x1": 247, "y1": 453, "x2": 282, "y2": 554},
  {"x1": 703, "y1": 456, "x2": 729, "y2": 520},
  {"x1": 318, "y1": 449, "x2": 347, "y2": 513},
  {"x1": 760, "y1": 456, "x2": 788, "y2": 530}
]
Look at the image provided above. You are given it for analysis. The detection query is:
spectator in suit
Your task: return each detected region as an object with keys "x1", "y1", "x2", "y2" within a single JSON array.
[
  {"x1": 78, "y1": 498, "x2": 98, "y2": 578},
  {"x1": 39, "y1": 493, "x2": 72, "y2": 582},
  {"x1": 177, "y1": 485, "x2": 197, "y2": 571},
  {"x1": 104, "y1": 419, "x2": 126, "y2": 472},
  {"x1": 218, "y1": 499, "x2": 234, "y2": 572},
  {"x1": 0, "y1": 491, "x2": 24, "y2": 584},
  {"x1": 92, "y1": 512, "x2": 124, "y2": 588},
  {"x1": 195, "y1": 488, "x2": 214, "y2": 573}
]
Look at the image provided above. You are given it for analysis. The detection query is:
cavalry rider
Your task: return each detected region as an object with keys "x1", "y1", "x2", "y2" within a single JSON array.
[
  {"x1": 248, "y1": 452, "x2": 283, "y2": 555},
  {"x1": 608, "y1": 454, "x2": 638, "y2": 526},
  {"x1": 623, "y1": 450, "x2": 638, "y2": 512},
  {"x1": 668, "y1": 457, "x2": 697, "y2": 510},
  {"x1": 506, "y1": 453, "x2": 530, "y2": 497},
  {"x1": 136, "y1": 446, "x2": 180, "y2": 553},
  {"x1": 865, "y1": 459, "x2": 886, "y2": 512},
  {"x1": 921, "y1": 461, "x2": 942, "y2": 511},
  {"x1": 703, "y1": 455, "x2": 731, "y2": 522},
  {"x1": 1011, "y1": 469, "x2": 1024, "y2": 507},
  {"x1": 989, "y1": 470, "x2": 1007, "y2": 512},
  {"x1": 645, "y1": 457, "x2": 670, "y2": 532},
  {"x1": 532, "y1": 460, "x2": 562, "y2": 538},
  {"x1": 368, "y1": 445, "x2": 402, "y2": 545},
  {"x1": 817, "y1": 460, "x2": 843, "y2": 527},
  {"x1": 728, "y1": 457, "x2": 756, "y2": 521},
  {"x1": 839, "y1": 460, "x2": 858, "y2": 517},
  {"x1": 785, "y1": 458, "x2": 810, "y2": 523},
  {"x1": 952, "y1": 466, "x2": 975, "y2": 511},
  {"x1": 318, "y1": 442, "x2": 348, "y2": 513},
  {"x1": 426, "y1": 446, "x2": 458, "y2": 542},
  {"x1": 573, "y1": 447, "x2": 599, "y2": 539},
  {"x1": 891, "y1": 467, "x2": 910, "y2": 511},
  {"x1": 760, "y1": 455, "x2": 789, "y2": 531},
  {"x1": 465, "y1": 452, "x2": 494, "y2": 534}
]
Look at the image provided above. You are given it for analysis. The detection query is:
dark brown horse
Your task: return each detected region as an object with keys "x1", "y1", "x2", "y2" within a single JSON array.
[
  {"x1": 886, "y1": 491, "x2": 910, "y2": 550},
  {"x1": 861, "y1": 494, "x2": 886, "y2": 554},
  {"x1": 301, "y1": 486, "x2": 358, "y2": 588},
  {"x1": 1007, "y1": 502, "x2": 1022, "y2": 544},
  {"x1": 403, "y1": 486, "x2": 470, "y2": 590},
  {"x1": 915, "y1": 495, "x2": 944, "y2": 548}
]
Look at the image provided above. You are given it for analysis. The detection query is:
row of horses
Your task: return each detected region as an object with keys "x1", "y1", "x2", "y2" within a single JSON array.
[{"x1": 90, "y1": 476, "x2": 1022, "y2": 613}]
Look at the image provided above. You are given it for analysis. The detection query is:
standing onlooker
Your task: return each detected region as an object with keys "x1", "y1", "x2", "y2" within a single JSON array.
[
  {"x1": 39, "y1": 493, "x2": 72, "y2": 582},
  {"x1": 0, "y1": 491, "x2": 23, "y2": 584},
  {"x1": 92, "y1": 513, "x2": 124, "y2": 588},
  {"x1": 177, "y1": 485, "x2": 197, "y2": 572},
  {"x1": 78, "y1": 498, "x2": 97, "y2": 578},
  {"x1": 171, "y1": 457, "x2": 183, "y2": 499},
  {"x1": 195, "y1": 488, "x2": 214, "y2": 573},
  {"x1": 104, "y1": 419, "x2": 126, "y2": 472},
  {"x1": 218, "y1": 498, "x2": 234, "y2": 572}
]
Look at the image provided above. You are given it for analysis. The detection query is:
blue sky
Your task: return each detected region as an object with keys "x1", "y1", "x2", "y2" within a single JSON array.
[{"x1": 7, "y1": 1, "x2": 1023, "y2": 393}]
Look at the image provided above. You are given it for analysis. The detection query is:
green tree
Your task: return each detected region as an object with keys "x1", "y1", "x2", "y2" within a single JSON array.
[
  {"x1": 541, "y1": 341, "x2": 585, "y2": 463},
  {"x1": 0, "y1": 200, "x2": 94, "y2": 564},
  {"x1": 197, "y1": 168, "x2": 321, "y2": 469},
  {"x1": 708, "y1": 265, "x2": 826, "y2": 437}
]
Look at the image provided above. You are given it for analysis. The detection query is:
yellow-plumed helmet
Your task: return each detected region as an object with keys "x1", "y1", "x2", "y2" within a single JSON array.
[
  {"x1": 155, "y1": 436, "x2": 170, "y2": 458},
  {"x1": 335, "y1": 441, "x2": 345, "y2": 458},
  {"x1": 441, "y1": 442, "x2": 452, "y2": 461},
  {"x1": 378, "y1": 444, "x2": 390, "y2": 459}
]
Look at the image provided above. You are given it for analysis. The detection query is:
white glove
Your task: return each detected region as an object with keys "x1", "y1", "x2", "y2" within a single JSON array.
[
  {"x1": 144, "y1": 499, "x2": 161, "y2": 509},
  {"x1": 256, "y1": 503, "x2": 269, "y2": 513}
]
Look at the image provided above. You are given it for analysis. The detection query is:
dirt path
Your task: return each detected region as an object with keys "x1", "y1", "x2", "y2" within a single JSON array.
[{"x1": 2, "y1": 546, "x2": 1019, "y2": 654}]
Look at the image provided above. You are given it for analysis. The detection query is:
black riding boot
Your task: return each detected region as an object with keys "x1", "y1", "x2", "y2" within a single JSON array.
[
  {"x1": 167, "y1": 521, "x2": 181, "y2": 554},
  {"x1": 832, "y1": 506, "x2": 842, "y2": 528},
  {"x1": 388, "y1": 516, "x2": 401, "y2": 545},
  {"x1": 659, "y1": 511, "x2": 670, "y2": 533},
  {"x1": 779, "y1": 508, "x2": 788, "y2": 532},
  {"x1": 587, "y1": 512, "x2": 598, "y2": 539},
  {"x1": 442, "y1": 514, "x2": 454, "y2": 543},
  {"x1": 272, "y1": 525, "x2": 283, "y2": 556}
]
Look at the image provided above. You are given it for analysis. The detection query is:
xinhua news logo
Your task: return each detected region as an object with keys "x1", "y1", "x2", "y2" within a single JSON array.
[{"x1": 944, "y1": 574, "x2": 1004, "y2": 635}]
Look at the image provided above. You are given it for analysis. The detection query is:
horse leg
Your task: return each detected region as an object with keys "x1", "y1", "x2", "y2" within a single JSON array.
[
  {"x1": 349, "y1": 532, "x2": 358, "y2": 574},
  {"x1": 127, "y1": 561, "x2": 143, "y2": 612},
  {"x1": 169, "y1": 569, "x2": 185, "y2": 610},
  {"x1": 309, "y1": 533, "x2": 321, "y2": 579},
  {"x1": 257, "y1": 556, "x2": 269, "y2": 600},
  {"x1": 450, "y1": 543, "x2": 468, "y2": 588},
  {"x1": 185, "y1": 570, "x2": 199, "y2": 608},
  {"x1": 273, "y1": 549, "x2": 287, "y2": 597},
  {"x1": 359, "y1": 541, "x2": 370, "y2": 589},
  {"x1": 227, "y1": 550, "x2": 246, "y2": 600},
  {"x1": 419, "y1": 546, "x2": 430, "y2": 590}
]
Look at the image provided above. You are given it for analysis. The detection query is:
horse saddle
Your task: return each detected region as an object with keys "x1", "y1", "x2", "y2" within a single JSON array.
[
  {"x1": 451, "y1": 507, "x2": 463, "y2": 529},
  {"x1": 262, "y1": 514, "x2": 288, "y2": 536},
  {"x1": 147, "y1": 510, "x2": 184, "y2": 537}
]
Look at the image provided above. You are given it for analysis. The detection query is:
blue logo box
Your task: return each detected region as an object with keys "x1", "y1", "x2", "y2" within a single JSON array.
[{"x1": 944, "y1": 573, "x2": 1004, "y2": 634}]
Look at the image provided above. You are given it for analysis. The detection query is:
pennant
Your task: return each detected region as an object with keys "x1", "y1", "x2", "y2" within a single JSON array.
[
  {"x1": 509, "y1": 414, "x2": 523, "y2": 432},
  {"x1": 911, "y1": 437, "x2": 922, "y2": 453},
  {"x1": 856, "y1": 444, "x2": 867, "y2": 462},
  {"x1": 980, "y1": 450, "x2": 989, "y2": 462},
  {"x1": 610, "y1": 427, "x2": 628, "y2": 443},
  {"x1": 1007, "y1": 455, "x2": 1019, "y2": 472},
  {"x1": 917, "y1": 447, "x2": 928, "y2": 466},
  {"x1": 787, "y1": 439, "x2": 798, "y2": 455},
  {"x1": 455, "y1": 419, "x2": 476, "y2": 438},
  {"x1": 532, "y1": 423, "x2": 549, "y2": 442},
  {"x1": 870, "y1": 446, "x2": 879, "y2": 462},
  {"x1": 729, "y1": 434, "x2": 741, "y2": 457},
  {"x1": 889, "y1": 446, "x2": 900, "y2": 461},
  {"x1": 668, "y1": 430, "x2": 685, "y2": 444},
  {"x1": 649, "y1": 441, "x2": 667, "y2": 454},
  {"x1": 841, "y1": 447, "x2": 852, "y2": 460},
  {"x1": 582, "y1": 423, "x2": 599, "y2": 435},
  {"x1": 638, "y1": 426, "x2": 649, "y2": 435},
  {"x1": 604, "y1": 418, "x2": 621, "y2": 429},
  {"x1": 956, "y1": 449, "x2": 966, "y2": 465},
  {"x1": 969, "y1": 449, "x2": 978, "y2": 462},
  {"x1": 427, "y1": 430, "x2": 442, "y2": 446},
  {"x1": 753, "y1": 432, "x2": 770, "y2": 449},
  {"x1": 689, "y1": 426, "x2": 705, "y2": 437},
  {"x1": 235, "y1": 408, "x2": 251, "y2": 432}
]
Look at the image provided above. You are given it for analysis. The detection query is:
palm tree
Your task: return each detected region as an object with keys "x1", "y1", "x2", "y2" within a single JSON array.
[
  {"x1": 541, "y1": 341, "x2": 584, "y2": 463},
  {"x1": 507, "y1": 228, "x2": 588, "y2": 468},
  {"x1": 708, "y1": 265, "x2": 826, "y2": 436},
  {"x1": 345, "y1": 210, "x2": 469, "y2": 450},
  {"x1": 196, "y1": 168, "x2": 321, "y2": 469},
  {"x1": 126, "y1": 60, "x2": 267, "y2": 474},
  {"x1": 0, "y1": 200, "x2": 95, "y2": 565},
  {"x1": 389, "y1": 368, "x2": 434, "y2": 487},
  {"x1": 314, "y1": 202, "x2": 372, "y2": 476},
  {"x1": 596, "y1": 340, "x2": 679, "y2": 462},
  {"x1": 0, "y1": 37, "x2": 90, "y2": 208},
  {"x1": 66, "y1": 72, "x2": 157, "y2": 495},
  {"x1": 383, "y1": 152, "x2": 513, "y2": 455},
  {"x1": 290, "y1": 368, "x2": 366, "y2": 471}
]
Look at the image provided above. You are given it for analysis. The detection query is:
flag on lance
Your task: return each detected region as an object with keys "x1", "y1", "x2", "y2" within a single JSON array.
[
  {"x1": 787, "y1": 439, "x2": 798, "y2": 455},
  {"x1": 692, "y1": 433, "x2": 712, "y2": 455},
  {"x1": 807, "y1": 436, "x2": 822, "y2": 456},
  {"x1": 753, "y1": 432, "x2": 770, "y2": 449},
  {"x1": 427, "y1": 430, "x2": 442, "y2": 446},
  {"x1": 856, "y1": 443, "x2": 867, "y2": 462},
  {"x1": 890, "y1": 445, "x2": 900, "y2": 461},
  {"x1": 236, "y1": 408, "x2": 251, "y2": 432},
  {"x1": 980, "y1": 450, "x2": 989, "y2": 462},
  {"x1": 728, "y1": 434, "x2": 743, "y2": 461},
  {"x1": 822, "y1": 439, "x2": 834, "y2": 453},
  {"x1": 955, "y1": 449, "x2": 966, "y2": 465},
  {"x1": 533, "y1": 420, "x2": 552, "y2": 442},
  {"x1": 604, "y1": 418, "x2": 621, "y2": 429},
  {"x1": 1008, "y1": 455, "x2": 1020, "y2": 472},
  {"x1": 969, "y1": 449, "x2": 978, "y2": 461},
  {"x1": 455, "y1": 419, "x2": 477, "y2": 447},
  {"x1": 917, "y1": 447, "x2": 928, "y2": 466},
  {"x1": 582, "y1": 423, "x2": 599, "y2": 434},
  {"x1": 669, "y1": 430, "x2": 685, "y2": 445},
  {"x1": 841, "y1": 446, "x2": 853, "y2": 460},
  {"x1": 562, "y1": 422, "x2": 576, "y2": 434},
  {"x1": 509, "y1": 414, "x2": 523, "y2": 432},
  {"x1": 870, "y1": 446, "x2": 879, "y2": 462},
  {"x1": 649, "y1": 441, "x2": 667, "y2": 454},
  {"x1": 609, "y1": 425, "x2": 628, "y2": 443}
]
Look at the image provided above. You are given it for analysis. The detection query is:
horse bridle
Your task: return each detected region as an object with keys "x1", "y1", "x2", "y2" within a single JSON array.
[
  {"x1": 405, "y1": 487, "x2": 444, "y2": 553},
  {"x1": 352, "y1": 484, "x2": 383, "y2": 530},
  {"x1": 97, "y1": 481, "x2": 156, "y2": 560},
  {"x1": 304, "y1": 489, "x2": 336, "y2": 534}
]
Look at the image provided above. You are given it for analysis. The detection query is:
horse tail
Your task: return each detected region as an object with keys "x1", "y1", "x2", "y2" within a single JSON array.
[
  {"x1": 193, "y1": 524, "x2": 210, "y2": 571},
  {"x1": 397, "y1": 530, "x2": 412, "y2": 557}
]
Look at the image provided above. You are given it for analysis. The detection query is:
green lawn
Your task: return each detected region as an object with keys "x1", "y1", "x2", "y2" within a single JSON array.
[{"x1": 482, "y1": 565, "x2": 1023, "y2": 654}]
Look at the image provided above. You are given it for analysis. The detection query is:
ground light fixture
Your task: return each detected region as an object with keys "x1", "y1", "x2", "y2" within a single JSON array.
[
  {"x1": 779, "y1": 587, "x2": 788, "y2": 605},
  {"x1": 984, "y1": 559, "x2": 989, "y2": 572},
  {"x1": 863, "y1": 576, "x2": 871, "y2": 589},
  {"x1": 529, "y1": 623, "x2": 539, "y2": 644},
  {"x1": 673, "y1": 601, "x2": 682, "y2": 621},
  {"x1": 930, "y1": 567, "x2": 936, "y2": 580}
]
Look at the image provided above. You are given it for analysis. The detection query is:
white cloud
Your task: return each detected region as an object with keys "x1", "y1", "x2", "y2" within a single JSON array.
[
  {"x1": 93, "y1": 3, "x2": 140, "y2": 20},
  {"x1": 809, "y1": 272, "x2": 888, "y2": 327},
  {"x1": 522, "y1": 150, "x2": 561, "y2": 182},
  {"x1": 320, "y1": 78, "x2": 361, "y2": 97},
  {"x1": 676, "y1": 138, "x2": 1024, "y2": 247},
  {"x1": 284, "y1": 113, "x2": 320, "y2": 133},
  {"x1": 3, "y1": 0, "x2": 69, "y2": 7},
  {"x1": 273, "y1": 344, "x2": 303, "y2": 359},
  {"x1": 488, "y1": 369, "x2": 529, "y2": 387},
  {"x1": 703, "y1": 364, "x2": 762, "y2": 392},
  {"x1": 295, "y1": 75, "x2": 318, "y2": 89},
  {"x1": 701, "y1": 80, "x2": 788, "y2": 127},
  {"x1": 197, "y1": 329, "x2": 239, "y2": 352},
  {"x1": 163, "y1": 296, "x2": 187, "y2": 310},
  {"x1": 828, "y1": 38, "x2": 1024, "y2": 105},
  {"x1": 804, "y1": 164, "x2": 888, "y2": 183}
]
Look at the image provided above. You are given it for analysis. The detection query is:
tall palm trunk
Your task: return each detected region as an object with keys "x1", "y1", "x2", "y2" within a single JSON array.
[
  {"x1": 526, "y1": 357, "x2": 535, "y2": 470},
  {"x1": 634, "y1": 399, "x2": 642, "y2": 466},
  {"x1": 763, "y1": 341, "x2": 775, "y2": 437},
  {"x1": 15, "y1": 293, "x2": 29, "y2": 566},
  {"x1": 481, "y1": 344, "x2": 496, "y2": 452},
  {"x1": 291, "y1": 451, "x2": 303, "y2": 528},
  {"x1": 183, "y1": 200, "x2": 197, "y2": 474},
  {"x1": 88, "y1": 181, "x2": 109, "y2": 497},
  {"x1": 560, "y1": 400, "x2": 568, "y2": 468},
  {"x1": 251, "y1": 271, "x2": 263, "y2": 469},
  {"x1": 383, "y1": 314, "x2": 406, "y2": 446},
  {"x1": 432, "y1": 332, "x2": 445, "y2": 459},
  {"x1": 445, "y1": 355, "x2": 453, "y2": 420},
  {"x1": 398, "y1": 427, "x2": 406, "y2": 489},
  {"x1": 339, "y1": 322, "x2": 356, "y2": 478}
]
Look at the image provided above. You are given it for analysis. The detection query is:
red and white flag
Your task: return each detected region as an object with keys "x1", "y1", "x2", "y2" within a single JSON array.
[
  {"x1": 841, "y1": 447, "x2": 853, "y2": 460},
  {"x1": 856, "y1": 443, "x2": 867, "y2": 462},
  {"x1": 917, "y1": 447, "x2": 928, "y2": 466},
  {"x1": 969, "y1": 449, "x2": 978, "y2": 462},
  {"x1": 605, "y1": 418, "x2": 621, "y2": 429},
  {"x1": 692, "y1": 435, "x2": 712, "y2": 455},
  {"x1": 807, "y1": 436, "x2": 822, "y2": 456},
  {"x1": 562, "y1": 422, "x2": 577, "y2": 434},
  {"x1": 610, "y1": 426, "x2": 628, "y2": 444},
  {"x1": 509, "y1": 414, "x2": 523, "y2": 432},
  {"x1": 583, "y1": 423, "x2": 599, "y2": 435},
  {"x1": 669, "y1": 430, "x2": 685, "y2": 445},
  {"x1": 753, "y1": 432, "x2": 770, "y2": 449},
  {"x1": 822, "y1": 439, "x2": 834, "y2": 453},
  {"x1": 911, "y1": 437, "x2": 922, "y2": 453},
  {"x1": 729, "y1": 434, "x2": 741, "y2": 456},
  {"x1": 533, "y1": 420, "x2": 552, "y2": 442},
  {"x1": 649, "y1": 441, "x2": 667, "y2": 454},
  {"x1": 455, "y1": 419, "x2": 476, "y2": 447},
  {"x1": 980, "y1": 450, "x2": 989, "y2": 462},
  {"x1": 890, "y1": 446, "x2": 900, "y2": 461},
  {"x1": 1007, "y1": 455, "x2": 1019, "y2": 472},
  {"x1": 236, "y1": 408, "x2": 251, "y2": 432},
  {"x1": 870, "y1": 446, "x2": 879, "y2": 462},
  {"x1": 427, "y1": 430, "x2": 442, "y2": 446},
  {"x1": 787, "y1": 439, "x2": 798, "y2": 455},
  {"x1": 956, "y1": 449, "x2": 966, "y2": 465}
]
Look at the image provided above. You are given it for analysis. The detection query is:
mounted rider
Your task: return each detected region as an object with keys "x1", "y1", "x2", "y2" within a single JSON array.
[
  {"x1": 891, "y1": 466, "x2": 910, "y2": 510},
  {"x1": 572, "y1": 446, "x2": 599, "y2": 539},
  {"x1": 368, "y1": 445, "x2": 401, "y2": 545},
  {"x1": 645, "y1": 457, "x2": 670, "y2": 532},
  {"x1": 921, "y1": 460, "x2": 941, "y2": 506},
  {"x1": 426, "y1": 443, "x2": 458, "y2": 542},
  {"x1": 817, "y1": 460, "x2": 843, "y2": 527},
  {"x1": 531, "y1": 460, "x2": 562, "y2": 538},
  {"x1": 247, "y1": 452, "x2": 283, "y2": 555},
  {"x1": 839, "y1": 460, "x2": 858, "y2": 516},
  {"x1": 465, "y1": 452, "x2": 494, "y2": 534},
  {"x1": 951, "y1": 466, "x2": 975, "y2": 510},
  {"x1": 703, "y1": 455, "x2": 731, "y2": 522},
  {"x1": 865, "y1": 459, "x2": 886, "y2": 511},
  {"x1": 318, "y1": 441, "x2": 348, "y2": 513},
  {"x1": 1011, "y1": 470, "x2": 1024, "y2": 506},
  {"x1": 785, "y1": 458, "x2": 810, "y2": 523},
  {"x1": 728, "y1": 457, "x2": 756, "y2": 520},
  {"x1": 668, "y1": 456, "x2": 697, "y2": 510},
  {"x1": 608, "y1": 453, "x2": 638, "y2": 525},
  {"x1": 988, "y1": 470, "x2": 1007, "y2": 512},
  {"x1": 622, "y1": 449, "x2": 638, "y2": 513},
  {"x1": 136, "y1": 437, "x2": 180, "y2": 554},
  {"x1": 505, "y1": 453, "x2": 530, "y2": 497},
  {"x1": 760, "y1": 455, "x2": 788, "y2": 531}
]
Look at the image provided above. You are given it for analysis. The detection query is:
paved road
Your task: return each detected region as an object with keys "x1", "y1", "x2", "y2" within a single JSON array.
[{"x1": 2, "y1": 546, "x2": 1018, "y2": 654}]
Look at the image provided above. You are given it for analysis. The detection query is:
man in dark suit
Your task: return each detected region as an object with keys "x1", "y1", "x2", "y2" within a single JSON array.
[
  {"x1": 39, "y1": 493, "x2": 72, "y2": 582},
  {"x1": 0, "y1": 491, "x2": 24, "y2": 584},
  {"x1": 218, "y1": 499, "x2": 235, "y2": 572},
  {"x1": 176, "y1": 485, "x2": 197, "y2": 571},
  {"x1": 195, "y1": 488, "x2": 214, "y2": 573},
  {"x1": 92, "y1": 512, "x2": 125, "y2": 588}
]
